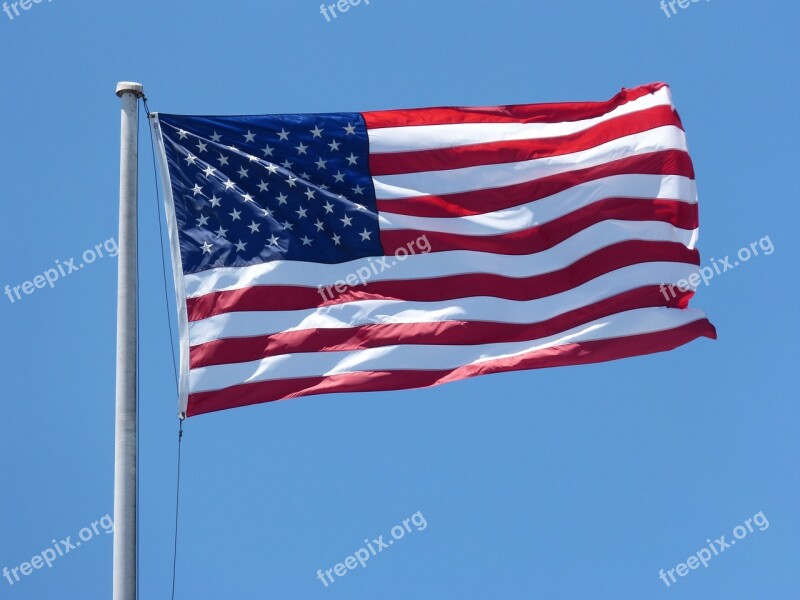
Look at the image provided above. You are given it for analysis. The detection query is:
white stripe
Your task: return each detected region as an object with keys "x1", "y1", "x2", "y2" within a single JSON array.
[
  {"x1": 372, "y1": 126, "x2": 688, "y2": 200},
  {"x1": 184, "y1": 220, "x2": 697, "y2": 296},
  {"x1": 189, "y1": 307, "x2": 705, "y2": 393},
  {"x1": 368, "y1": 86, "x2": 674, "y2": 154},
  {"x1": 378, "y1": 174, "x2": 696, "y2": 236},
  {"x1": 187, "y1": 261, "x2": 699, "y2": 345}
]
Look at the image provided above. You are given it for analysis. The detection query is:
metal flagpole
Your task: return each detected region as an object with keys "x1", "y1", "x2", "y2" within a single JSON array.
[{"x1": 113, "y1": 81, "x2": 144, "y2": 600}]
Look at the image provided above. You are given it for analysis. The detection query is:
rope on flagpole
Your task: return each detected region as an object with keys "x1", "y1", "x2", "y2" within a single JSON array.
[
  {"x1": 143, "y1": 96, "x2": 184, "y2": 598},
  {"x1": 171, "y1": 418, "x2": 184, "y2": 600}
]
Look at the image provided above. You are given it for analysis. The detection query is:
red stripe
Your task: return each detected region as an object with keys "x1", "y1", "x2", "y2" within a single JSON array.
[
  {"x1": 369, "y1": 105, "x2": 681, "y2": 177},
  {"x1": 186, "y1": 317, "x2": 715, "y2": 417},
  {"x1": 363, "y1": 83, "x2": 670, "y2": 129},
  {"x1": 376, "y1": 150, "x2": 694, "y2": 218},
  {"x1": 189, "y1": 285, "x2": 695, "y2": 369},
  {"x1": 186, "y1": 240, "x2": 698, "y2": 320},
  {"x1": 381, "y1": 198, "x2": 697, "y2": 256}
]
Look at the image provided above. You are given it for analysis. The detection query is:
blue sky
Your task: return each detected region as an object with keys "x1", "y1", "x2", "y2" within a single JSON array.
[{"x1": 0, "y1": 0, "x2": 798, "y2": 598}]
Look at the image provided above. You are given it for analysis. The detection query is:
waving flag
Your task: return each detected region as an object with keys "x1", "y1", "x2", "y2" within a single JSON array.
[{"x1": 152, "y1": 83, "x2": 716, "y2": 418}]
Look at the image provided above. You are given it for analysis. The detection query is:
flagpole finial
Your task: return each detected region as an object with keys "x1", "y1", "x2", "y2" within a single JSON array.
[{"x1": 116, "y1": 82, "x2": 144, "y2": 98}]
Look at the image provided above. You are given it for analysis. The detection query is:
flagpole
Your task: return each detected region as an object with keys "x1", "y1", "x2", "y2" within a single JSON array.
[{"x1": 113, "y1": 81, "x2": 144, "y2": 600}]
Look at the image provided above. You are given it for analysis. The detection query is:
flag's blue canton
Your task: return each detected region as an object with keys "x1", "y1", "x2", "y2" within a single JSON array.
[{"x1": 156, "y1": 113, "x2": 382, "y2": 275}]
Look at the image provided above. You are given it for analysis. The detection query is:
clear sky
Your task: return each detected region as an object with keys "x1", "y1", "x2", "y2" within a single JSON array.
[{"x1": 0, "y1": 0, "x2": 798, "y2": 598}]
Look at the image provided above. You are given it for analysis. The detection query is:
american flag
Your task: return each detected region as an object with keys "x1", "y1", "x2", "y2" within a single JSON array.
[{"x1": 152, "y1": 83, "x2": 716, "y2": 418}]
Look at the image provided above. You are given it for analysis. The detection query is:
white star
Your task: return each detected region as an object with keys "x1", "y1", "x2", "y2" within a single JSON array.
[
  {"x1": 275, "y1": 193, "x2": 288, "y2": 205},
  {"x1": 300, "y1": 235, "x2": 313, "y2": 246},
  {"x1": 354, "y1": 203, "x2": 367, "y2": 211},
  {"x1": 209, "y1": 195, "x2": 221, "y2": 207},
  {"x1": 247, "y1": 154, "x2": 259, "y2": 162},
  {"x1": 237, "y1": 166, "x2": 249, "y2": 178},
  {"x1": 352, "y1": 184, "x2": 364, "y2": 195},
  {"x1": 344, "y1": 123, "x2": 356, "y2": 136},
  {"x1": 262, "y1": 145, "x2": 274, "y2": 157},
  {"x1": 310, "y1": 125, "x2": 324, "y2": 139},
  {"x1": 244, "y1": 130, "x2": 256, "y2": 143},
  {"x1": 241, "y1": 192, "x2": 254, "y2": 203},
  {"x1": 281, "y1": 220, "x2": 294, "y2": 231},
  {"x1": 196, "y1": 214, "x2": 209, "y2": 226},
  {"x1": 215, "y1": 225, "x2": 228, "y2": 238},
  {"x1": 257, "y1": 180, "x2": 269, "y2": 192},
  {"x1": 277, "y1": 128, "x2": 290, "y2": 141},
  {"x1": 331, "y1": 233, "x2": 342, "y2": 246},
  {"x1": 320, "y1": 183, "x2": 329, "y2": 191},
  {"x1": 328, "y1": 139, "x2": 341, "y2": 152},
  {"x1": 262, "y1": 207, "x2": 272, "y2": 217},
  {"x1": 286, "y1": 176, "x2": 298, "y2": 188},
  {"x1": 322, "y1": 201, "x2": 334, "y2": 214},
  {"x1": 346, "y1": 153, "x2": 358, "y2": 166},
  {"x1": 210, "y1": 131, "x2": 222, "y2": 142},
  {"x1": 359, "y1": 228, "x2": 372, "y2": 241},
  {"x1": 267, "y1": 234, "x2": 280, "y2": 246},
  {"x1": 314, "y1": 219, "x2": 325, "y2": 232},
  {"x1": 191, "y1": 183, "x2": 203, "y2": 195},
  {"x1": 341, "y1": 214, "x2": 353, "y2": 227},
  {"x1": 333, "y1": 171, "x2": 345, "y2": 183},
  {"x1": 184, "y1": 154, "x2": 196, "y2": 165},
  {"x1": 296, "y1": 206, "x2": 308, "y2": 219},
  {"x1": 229, "y1": 208, "x2": 242, "y2": 221},
  {"x1": 203, "y1": 165, "x2": 216, "y2": 178},
  {"x1": 315, "y1": 158, "x2": 327, "y2": 170},
  {"x1": 217, "y1": 154, "x2": 229, "y2": 166},
  {"x1": 266, "y1": 163, "x2": 279, "y2": 175},
  {"x1": 223, "y1": 179, "x2": 236, "y2": 190},
  {"x1": 177, "y1": 129, "x2": 189, "y2": 140},
  {"x1": 235, "y1": 240, "x2": 246, "y2": 252},
  {"x1": 248, "y1": 221, "x2": 261, "y2": 233},
  {"x1": 196, "y1": 141, "x2": 208, "y2": 153},
  {"x1": 300, "y1": 172, "x2": 311, "y2": 180},
  {"x1": 281, "y1": 159, "x2": 293, "y2": 170},
  {"x1": 304, "y1": 189, "x2": 316, "y2": 200},
  {"x1": 296, "y1": 142, "x2": 308, "y2": 155},
  {"x1": 200, "y1": 241, "x2": 213, "y2": 253}
]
